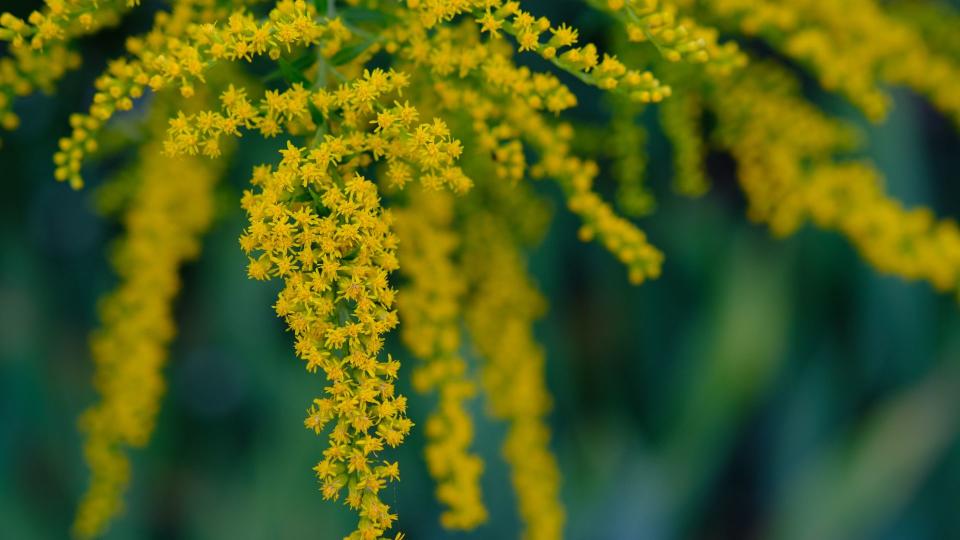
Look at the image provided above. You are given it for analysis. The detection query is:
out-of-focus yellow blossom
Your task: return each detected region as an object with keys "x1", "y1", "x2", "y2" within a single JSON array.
[
  {"x1": 396, "y1": 67, "x2": 569, "y2": 537},
  {"x1": 702, "y1": 0, "x2": 960, "y2": 124},
  {"x1": 74, "y1": 91, "x2": 225, "y2": 540},
  {"x1": 711, "y1": 63, "x2": 960, "y2": 297},
  {"x1": 463, "y1": 211, "x2": 564, "y2": 540},
  {"x1": 659, "y1": 90, "x2": 708, "y2": 196},
  {"x1": 395, "y1": 188, "x2": 487, "y2": 529},
  {"x1": 606, "y1": 97, "x2": 654, "y2": 216},
  {"x1": 803, "y1": 163, "x2": 960, "y2": 295},
  {"x1": 889, "y1": 1, "x2": 960, "y2": 64},
  {"x1": 710, "y1": 63, "x2": 856, "y2": 235}
]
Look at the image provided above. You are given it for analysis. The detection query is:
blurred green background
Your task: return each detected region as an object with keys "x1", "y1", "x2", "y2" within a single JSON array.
[{"x1": 2, "y1": 1, "x2": 960, "y2": 539}]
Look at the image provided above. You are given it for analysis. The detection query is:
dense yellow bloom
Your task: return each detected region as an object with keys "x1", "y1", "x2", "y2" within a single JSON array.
[
  {"x1": 74, "y1": 91, "x2": 224, "y2": 540},
  {"x1": 710, "y1": 63, "x2": 856, "y2": 235},
  {"x1": 231, "y1": 69, "x2": 472, "y2": 539},
  {"x1": 243, "y1": 153, "x2": 410, "y2": 539},
  {"x1": 55, "y1": 0, "x2": 336, "y2": 189},
  {"x1": 397, "y1": 21, "x2": 579, "y2": 114}
]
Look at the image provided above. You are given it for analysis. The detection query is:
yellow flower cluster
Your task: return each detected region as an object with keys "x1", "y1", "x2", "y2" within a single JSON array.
[
  {"x1": 490, "y1": 2, "x2": 672, "y2": 102},
  {"x1": 463, "y1": 212, "x2": 564, "y2": 540},
  {"x1": 402, "y1": 0, "x2": 671, "y2": 102},
  {"x1": 74, "y1": 91, "x2": 224, "y2": 540},
  {"x1": 703, "y1": 0, "x2": 960, "y2": 124},
  {"x1": 424, "y1": 66, "x2": 664, "y2": 284},
  {"x1": 711, "y1": 63, "x2": 960, "y2": 296},
  {"x1": 803, "y1": 163, "x2": 960, "y2": 294},
  {"x1": 231, "y1": 69, "x2": 473, "y2": 539},
  {"x1": 422, "y1": 76, "x2": 528, "y2": 182},
  {"x1": 400, "y1": 22, "x2": 578, "y2": 114},
  {"x1": 243, "y1": 153, "x2": 410, "y2": 539},
  {"x1": 710, "y1": 63, "x2": 857, "y2": 235},
  {"x1": 606, "y1": 98, "x2": 654, "y2": 216},
  {"x1": 659, "y1": 91, "x2": 707, "y2": 196},
  {"x1": 55, "y1": 0, "x2": 337, "y2": 189},
  {"x1": 541, "y1": 142, "x2": 665, "y2": 284},
  {"x1": 166, "y1": 82, "x2": 316, "y2": 156},
  {"x1": 395, "y1": 189, "x2": 487, "y2": 529},
  {"x1": 169, "y1": 69, "x2": 471, "y2": 193},
  {"x1": 515, "y1": 100, "x2": 665, "y2": 284},
  {"x1": 0, "y1": 0, "x2": 136, "y2": 48},
  {"x1": 0, "y1": 0, "x2": 133, "y2": 134},
  {"x1": 597, "y1": 0, "x2": 747, "y2": 74},
  {"x1": 397, "y1": 8, "x2": 668, "y2": 285}
]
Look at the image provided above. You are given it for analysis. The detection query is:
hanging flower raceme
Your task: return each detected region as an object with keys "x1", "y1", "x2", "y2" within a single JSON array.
[
  {"x1": 395, "y1": 188, "x2": 487, "y2": 529},
  {"x1": 710, "y1": 63, "x2": 960, "y2": 297},
  {"x1": 702, "y1": 0, "x2": 960, "y2": 124},
  {"x1": 218, "y1": 68, "x2": 471, "y2": 539},
  {"x1": 242, "y1": 154, "x2": 410, "y2": 539},
  {"x1": 74, "y1": 90, "x2": 227, "y2": 540},
  {"x1": 463, "y1": 211, "x2": 564, "y2": 540}
]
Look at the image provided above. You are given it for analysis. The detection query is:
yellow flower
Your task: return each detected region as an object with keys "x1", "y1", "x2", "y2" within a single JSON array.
[
  {"x1": 74, "y1": 88, "x2": 227, "y2": 540},
  {"x1": 463, "y1": 212, "x2": 565, "y2": 540},
  {"x1": 396, "y1": 188, "x2": 488, "y2": 529}
]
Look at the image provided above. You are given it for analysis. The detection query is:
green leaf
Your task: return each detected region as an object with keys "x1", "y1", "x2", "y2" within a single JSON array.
[
  {"x1": 263, "y1": 52, "x2": 316, "y2": 83},
  {"x1": 329, "y1": 39, "x2": 374, "y2": 66},
  {"x1": 290, "y1": 52, "x2": 318, "y2": 71},
  {"x1": 340, "y1": 7, "x2": 398, "y2": 26},
  {"x1": 307, "y1": 103, "x2": 325, "y2": 127},
  {"x1": 277, "y1": 57, "x2": 311, "y2": 85}
]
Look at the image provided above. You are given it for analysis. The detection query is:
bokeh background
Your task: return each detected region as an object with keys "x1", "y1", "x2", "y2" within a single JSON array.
[{"x1": 2, "y1": 1, "x2": 960, "y2": 539}]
